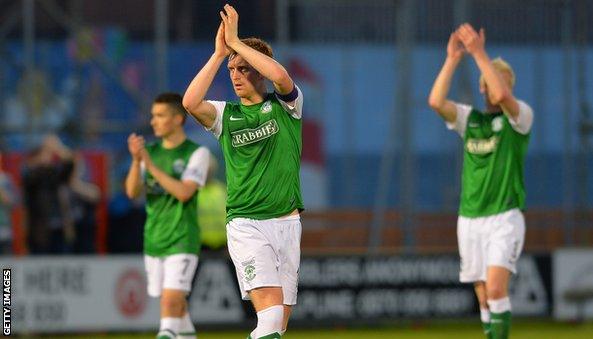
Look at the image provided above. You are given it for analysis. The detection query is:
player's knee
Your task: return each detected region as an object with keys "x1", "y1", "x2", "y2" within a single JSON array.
[
  {"x1": 486, "y1": 285, "x2": 507, "y2": 300},
  {"x1": 160, "y1": 295, "x2": 184, "y2": 314}
]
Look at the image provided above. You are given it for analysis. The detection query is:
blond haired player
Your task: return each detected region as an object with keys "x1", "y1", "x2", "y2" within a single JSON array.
[{"x1": 428, "y1": 23, "x2": 533, "y2": 339}]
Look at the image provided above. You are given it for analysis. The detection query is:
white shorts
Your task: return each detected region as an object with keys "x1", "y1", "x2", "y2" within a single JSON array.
[
  {"x1": 144, "y1": 253, "x2": 199, "y2": 297},
  {"x1": 457, "y1": 208, "x2": 525, "y2": 283},
  {"x1": 226, "y1": 215, "x2": 302, "y2": 305}
]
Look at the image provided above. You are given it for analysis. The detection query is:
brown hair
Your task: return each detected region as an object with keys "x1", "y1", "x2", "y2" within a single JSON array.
[
  {"x1": 231, "y1": 37, "x2": 273, "y2": 58},
  {"x1": 153, "y1": 92, "x2": 187, "y2": 123}
]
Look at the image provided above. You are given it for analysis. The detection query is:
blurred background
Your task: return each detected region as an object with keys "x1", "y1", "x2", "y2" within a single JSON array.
[{"x1": 1, "y1": 0, "x2": 592, "y2": 337}]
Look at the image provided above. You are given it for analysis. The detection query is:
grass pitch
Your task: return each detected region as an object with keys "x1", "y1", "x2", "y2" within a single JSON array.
[{"x1": 28, "y1": 320, "x2": 593, "y2": 339}]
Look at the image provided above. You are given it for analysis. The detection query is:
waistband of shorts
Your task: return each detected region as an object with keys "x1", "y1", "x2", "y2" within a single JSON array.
[{"x1": 230, "y1": 214, "x2": 301, "y2": 224}]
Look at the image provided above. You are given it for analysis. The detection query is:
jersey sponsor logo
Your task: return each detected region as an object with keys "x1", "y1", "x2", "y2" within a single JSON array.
[
  {"x1": 465, "y1": 136, "x2": 500, "y2": 155},
  {"x1": 492, "y1": 116, "x2": 504, "y2": 132},
  {"x1": 261, "y1": 101, "x2": 272, "y2": 114},
  {"x1": 230, "y1": 115, "x2": 244, "y2": 121},
  {"x1": 173, "y1": 159, "x2": 186, "y2": 175},
  {"x1": 468, "y1": 122, "x2": 480, "y2": 128},
  {"x1": 231, "y1": 119, "x2": 279, "y2": 147}
]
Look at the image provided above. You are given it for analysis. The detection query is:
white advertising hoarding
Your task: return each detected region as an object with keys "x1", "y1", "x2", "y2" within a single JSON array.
[
  {"x1": 553, "y1": 248, "x2": 593, "y2": 320},
  {"x1": 2, "y1": 256, "x2": 245, "y2": 333}
]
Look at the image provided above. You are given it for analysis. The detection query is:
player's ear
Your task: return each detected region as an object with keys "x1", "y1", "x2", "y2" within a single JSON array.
[
  {"x1": 479, "y1": 79, "x2": 486, "y2": 94},
  {"x1": 174, "y1": 112, "x2": 184, "y2": 125}
]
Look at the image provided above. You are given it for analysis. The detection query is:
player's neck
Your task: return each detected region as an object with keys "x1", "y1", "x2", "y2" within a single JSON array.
[
  {"x1": 485, "y1": 103, "x2": 501, "y2": 113},
  {"x1": 161, "y1": 130, "x2": 186, "y2": 149},
  {"x1": 239, "y1": 84, "x2": 267, "y2": 106}
]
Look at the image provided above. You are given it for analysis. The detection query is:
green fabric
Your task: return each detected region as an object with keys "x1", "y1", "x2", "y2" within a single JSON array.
[
  {"x1": 219, "y1": 93, "x2": 304, "y2": 223},
  {"x1": 156, "y1": 332, "x2": 175, "y2": 339},
  {"x1": 490, "y1": 311, "x2": 511, "y2": 339},
  {"x1": 460, "y1": 109, "x2": 530, "y2": 217},
  {"x1": 482, "y1": 321, "x2": 493, "y2": 339},
  {"x1": 246, "y1": 332, "x2": 282, "y2": 339},
  {"x1": 143, "y1": 139, "x2": 202, "y2": 256},
  {"x1": 197, "y1": 179, "x2": 227, "y2": 249}
]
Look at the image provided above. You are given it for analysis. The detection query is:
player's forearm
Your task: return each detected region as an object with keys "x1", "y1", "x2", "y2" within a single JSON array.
[
  {"x1": 125, "y1": 161, "x2": 143, "y2": 198},
  {"x1": 183, "y1": 53, "x2": 226, "y2": 113},
  {"x1": 428, "y1": 57, "x2": 460, "y2": 109},
  {"x1": 472, "y1": 50, "x2": 510, "y2": 104},
  {"x1": 228, "y1": 40, "x2": 292, "y2": 92},
  {"x1": 145, "y1": 163, "x2": 196, "y2": 202}
]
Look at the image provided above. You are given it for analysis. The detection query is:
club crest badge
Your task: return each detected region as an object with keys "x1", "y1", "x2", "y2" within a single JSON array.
[
  {"x1": 261, "y1": 101, "x2": 272, "y2": 114},
  {"x1": 492, "y1": 116, "x2": 503, "y2": 132},
  {"x1": 173, "y1": 159, "x2": 186, "y2": 174}
]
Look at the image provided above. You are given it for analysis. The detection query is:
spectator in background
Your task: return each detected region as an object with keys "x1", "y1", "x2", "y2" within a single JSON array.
[
  {"x1": 108, "y1": 175, "x2": 145, "y2": 253},
  {"x1": 0, "y1": 150, "x2": 18, "y2": 255},
  {"x1": 22, "y1": 134, "x2": 75, "y2": 254},
  {"x1": 68, "y1": 155, "x2": 101, "y2": 253},
  {"x1": 197, "y1": 156, "x2": 227, "y2": 252}
]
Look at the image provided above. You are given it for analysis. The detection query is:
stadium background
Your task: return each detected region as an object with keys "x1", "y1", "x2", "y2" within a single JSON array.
[{"x1": 1, "y1": 0, "x2": 593, "y2": 337}]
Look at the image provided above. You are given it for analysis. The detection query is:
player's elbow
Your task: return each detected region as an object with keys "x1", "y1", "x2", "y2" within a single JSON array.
[
  {"x1": 125, "y1": 188, "x2": 138, "y2": 200},
  {"x1": 490, "y1": 89, "x2": 511, "y2": 105},
  {"x1": 182, "y1": 96, "x2": 200, "y2": 114},
  {"x1": 176, "y1": 189, "x2": 196, "y2": 203},
  {"x1": 177, "y1": 194, "x2": 190, "y2": 203},
  {"x1": 428, "y1": 97, "x2": 443, "y2": 111},
  {"x1": 271, "y1": 71, "x2": 292, "y2": 89}
]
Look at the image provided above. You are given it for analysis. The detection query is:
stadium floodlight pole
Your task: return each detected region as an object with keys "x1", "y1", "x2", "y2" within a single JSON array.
[
  {"x1": 451, "y1": 0, "x2": 473, "y2": 210},
  {"x1": 575, "y1": 0, "x2": 591, "y2": 240},
  {"x1": 154, "y1": 0, "x2": 169, "y2": 93},
  {"x1": 368, "y1": 0, "x2": 415, "y2": 254},
  {"x1": 275, "y1": 0, "x2": 289, "y2": 44},
  {"x1": 22, "y1": 0, "x2": 35, "y2": 141},
  {"x1": 561, "y1": 1, "x2": 575, "y2": 245}
]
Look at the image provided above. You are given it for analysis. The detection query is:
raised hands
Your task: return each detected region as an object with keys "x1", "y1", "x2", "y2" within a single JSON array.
[
  {"x1": 215, "y1": 22, "x2": 231, "y2": 58},
  {"x1": 127, "y1": 133, "x2": 145, "y2": 161},
  {"x1": 456, "y1": 23, "x2": 485, "y2": 56},
  {"x1": 219, "y1": 4, "x2": 240, "y2": 48},
  {"x1": 447, "y1": 32, "x2": 465, "y2": 61}
]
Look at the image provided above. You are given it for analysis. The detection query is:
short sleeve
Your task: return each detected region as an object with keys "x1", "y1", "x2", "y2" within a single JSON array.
[
  {"x1": 181, "y1": 147, "x2": 210, "y2": 187},
  {"x1": 204, "y1": 101, "x2": 226, "y2": 139},
  {"x1": 140, "y1": 161, "x2": 146, "y2": 179},
  {"x1": 507, "y1": 100, "x2": 534, "y2": 135},
  {"x1": 275, "y1": 85, "x2": 303, "y2": 119},
  {"x1": 446, "y1": 103, "x2": 472, "y2": 137}
]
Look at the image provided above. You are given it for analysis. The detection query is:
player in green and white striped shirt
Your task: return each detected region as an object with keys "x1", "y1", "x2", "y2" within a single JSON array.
[
  {"x1": 428, "y1": 24, "x2": 533, "y2": 339},
  {"x1": 126, "y1": 93, "x2": 210, "y2": 339},
  {"x1": 183, "y1": 5, "x2": 303, "y2": 339}
]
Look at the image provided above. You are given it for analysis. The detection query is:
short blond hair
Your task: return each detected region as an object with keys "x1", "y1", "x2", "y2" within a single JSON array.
[{"x1": 479, "y1": 57, "x2": 516, "y2": 88}]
